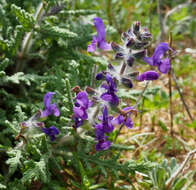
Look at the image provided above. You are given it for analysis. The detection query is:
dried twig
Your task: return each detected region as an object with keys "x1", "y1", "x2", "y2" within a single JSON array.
[
  {"x1": 165, "y1": 147, "x2": 196, "y2": 189},
  {"x1": 171, "y1": 69, "x2": 194, "y2": 121}
]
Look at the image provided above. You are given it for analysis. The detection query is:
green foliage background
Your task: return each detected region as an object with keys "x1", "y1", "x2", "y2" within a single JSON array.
[{"x1": 0, "y1": 0, "x2": 196, "y2": 189}]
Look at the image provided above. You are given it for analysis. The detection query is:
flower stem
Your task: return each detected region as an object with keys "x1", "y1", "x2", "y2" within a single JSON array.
[
  {"x1": 113, "y1": 123, "x2": 124, "y2": 143},
  {"x1": 132, "y1": 81, "x2": 149, "y2": 109},
  {"x1": 91, "y1": 64, "x2": 97, "y2": 88},
  {"x1": 171, "y1": 69, "x2": 193, "y2": 121},
  {"x1": 168, "y1": 32, "x2": 174, "y2": 137},
  {"x1": 120, "y1": 61, "x2": 127, "y2": 75},
  {"x1": 16, "y1": 2, "x2": 45, "y2": 72}
]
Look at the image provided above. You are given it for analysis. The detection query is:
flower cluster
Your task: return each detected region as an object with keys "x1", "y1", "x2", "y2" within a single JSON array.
[
  {"x1": 111, "y1": 21, "x2": 152, "y2": 66},
  {"x1": 18, "y1": 17, "x2": 172, "y2": 151},
  {"x1": 41, "y1": 92, "x2": 60, "y2": 141},
  {"x1": 94, "y1": 106, "x2": 114, "y2": 151},
  {"x1": 20, "y1": 92, "x2": 60, "y2": 141},
  {"x1": 82, "y1": 17, "x2": 173, "y2": 151}
]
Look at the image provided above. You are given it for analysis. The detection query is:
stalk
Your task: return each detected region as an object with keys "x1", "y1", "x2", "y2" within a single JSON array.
[{"x1": 168, "y1": 32, "x2": 173, "y2": 137}]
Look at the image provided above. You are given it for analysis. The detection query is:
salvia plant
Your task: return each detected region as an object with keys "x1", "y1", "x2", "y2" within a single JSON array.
[{"x1": 1, "y1": 1, "x2": 196, "y2": 190}]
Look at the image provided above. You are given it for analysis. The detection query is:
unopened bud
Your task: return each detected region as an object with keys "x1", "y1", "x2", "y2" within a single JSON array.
[
  {"x1": 133, "y1": 21, "x2": 140, "y2": 35},
  {"x1": 126, "y1": 56, "x2": 135, "y2": 66},
  {"x1": 95, "y1": 72, "x2": 104, "y2": 80},
  {"x1": 136, "y1": 71, "x2": 159, "y2": 81},
  {"x1": 121, "y1": 78, "x2": 133, "y2": 88},
  {"x1": 111, "y1": 42, "x2": 123, "y2": 52},
  {"x1": 115, "y1": 52, "x2": 124, "y2": 59}
]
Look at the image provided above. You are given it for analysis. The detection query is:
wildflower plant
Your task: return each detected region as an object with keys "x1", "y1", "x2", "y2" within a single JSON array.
[{"x1": 1, "y1": 1, "x2": 195, "y2": 189}]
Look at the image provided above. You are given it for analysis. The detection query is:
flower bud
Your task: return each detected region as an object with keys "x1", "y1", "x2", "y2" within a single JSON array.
[
  {"x1": 111, "y1": 42, "x2": 123, "y2": 52},
  {"x1": 121, "y1": 32, "x2": 129, "y2": 42},
  {"x1": 126, "y1": 56, "x2": 135, "y2": 66},
  {"x1": 115, "y1": 52, "x2": 124, "y2": 59},
  {"x1": 96, "y1": 72, "x2": 104, "y2": 80},
  {"x1": 127, "y1": 71, "x2": 139, "y2": 79},
  {"x1": 136, "y1": 71, "x2": 159, "y2": 81},
  {"x1": 108, "y1": 63, "x2": 115, "y2": 71},
  {"x1": 121, "y1": 77, "x2": 133, "y2": 88},
  {"x1": 126, "y1": 38, "x2": 135, "y2": 48},
  {"x1": 133, "y1": 21, "x2": 140, "y2": 35}
]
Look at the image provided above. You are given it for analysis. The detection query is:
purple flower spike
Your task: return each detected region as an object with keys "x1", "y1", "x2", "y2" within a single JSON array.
[
  {"x1": 41, "y1": 92, "x2": 60, "y2": 118},
  {"x1": 87, "y1": 17, "x2": 112, "y2": 52},
  {"x1": 144, "y1": 42, "x2": 171, "y2": 74},
  {"x1": 94, "y1": 106, "x2": 114, "y2": 151},
  {"x1": 42, "y1": 126, "x2": 59, "y2": 141},
  {"x1": 137, "y1": 71, "x2": 159, "y2": 81}
]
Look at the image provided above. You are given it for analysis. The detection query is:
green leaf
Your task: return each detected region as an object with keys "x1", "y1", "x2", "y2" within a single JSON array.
[
  {"x1": 11, "y1": 4, "x2": 35, "y2": 30},
  {"x1": 172, "y1": 178, "x2": 186, "y2": 190},
  {"x1": 158, "y1": 120, "x2": 168, "y2": 132},
  {"x1": 39, "y1": 24, "x2": 78, "y2": 39},
  {"x1": 73, "y1": 152, "x2": 91, "y2": 189},
  {"x1": 22, "y1": 156, "x2": 50, "y2": 184},
  {"x1": 0, "y1": 183, "x2": 6, "y2": 189},
  {"x1": 6, "y1": 150, "x2": 22, "y2": 175}
]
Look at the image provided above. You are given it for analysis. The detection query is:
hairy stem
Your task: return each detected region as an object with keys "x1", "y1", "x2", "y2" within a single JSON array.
[
  {"x1": 16, "y1": 2, "x2": 45, "y2": 72},
  {"x1": 21, "y1": 2, "x2": 45, "y2": 57},
  {"x1": 113, "y1": 124, "x2": 124, "y2": 143},
  {"x1": 168, "y1": 32, "x2": 174, "y2": 137},
  {"x1": 139, "y1": 97, "x2": 145, "y2": 130},
  {"x1": 91, "y1": 64, "x2": 97, "y2": 88},
  {"x1": 120, "y1": 61, "x2": 127, "y2": 75}
]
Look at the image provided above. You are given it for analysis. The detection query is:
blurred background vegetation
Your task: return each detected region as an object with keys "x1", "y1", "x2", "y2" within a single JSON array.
[{"x1": 0, "y1": 0, "x2": 196, "y2": 189}]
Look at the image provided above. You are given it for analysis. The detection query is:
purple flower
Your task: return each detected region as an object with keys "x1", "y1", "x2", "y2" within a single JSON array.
[
  {"x1": 87, "y1": 17, "x2": 112, "y2": 52},
  {"x1": 144, "y1": 42, "x2": 171, "y2": 74},
  {"x1": 73, "y1": 91, "x2": 92, "y2": 128},
  {"x1": 73, "y1": 91, "x2": 90, "y2": 120},
  {"x1": 95, "y1": 139, "x2": 111, "y2": 151},
  {"x1": 112, "y1": 107, "x2": 136, "y2": 129},
  {"x1": 136, "y1": 71, "x2": 159, "y2": 81},
  {"x1": 42, "y1": 126, "x2": 59, "y2": 141},
  {"x1": 100, "y1": 73, "x2": 119, "y2": 105},
  {"x1": 73, "y1": 117, "x2": 83, "y2": 128},
  {"x1": 41, "y1": 92, "x2": 60, "y2": 118},
  {"x1": 94, "y1": 106, "x2": 114, "y2": 151},
  {"x1": 98, "y1": 106, "x2": 114, "y2": 133}
]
